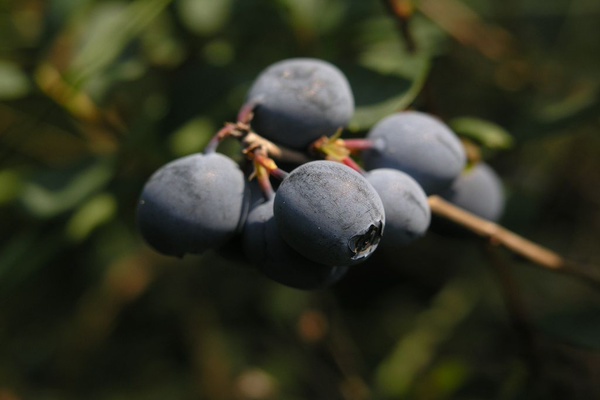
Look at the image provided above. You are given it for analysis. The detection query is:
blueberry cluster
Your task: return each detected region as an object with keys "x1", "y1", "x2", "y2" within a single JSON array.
[{"x1": 137, "y1": 58, "x2": 505, "y2": 290}]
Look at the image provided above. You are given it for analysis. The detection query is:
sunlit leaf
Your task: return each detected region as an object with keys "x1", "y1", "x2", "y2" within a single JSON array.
[
  {"x1": 65, "y1": 192, "x2": 117, "y2": 241},
  {"x1": 20, "y1": 158, "x2": 115, "y2": 218},
  {"x1": 141, "y1": 14, "x2": 186, "y2": 67},
  {"x1": 265, "y1": 284, "x2": 312, "y2": 322},
  {"x1": 176, "y1": 0, "x2": 232, "y2": 35},
  {"x1": 0, "y1": 170, "x2": 22, "y2": 205},
  {"x1": 169, "y1": 117, "x2": 216, "y2": 156},
  {"x1": 202, "y1": 40, "x2": 235, "y2": 67},
  {"x1": 449, "y1": 117, "x2": 514, "y2": 149},
  {"x1": 0, "y1": 60, "x2": 30, "y2": 99},
  {"x1": 532, "y1": 80, "x2": 599, "y2": 123},
  {"x1": 277, "y1": 0, "x2": 346, "y2": 37},
  {"x1": 375, "y1": 278, "x2": 479, "y2": 397},
  {"x1": 424, "y1": 358, "x2": 470, "y2": 397},
  {"x1": 68, "y1": 0, "x2": 174, "y2": 85}
]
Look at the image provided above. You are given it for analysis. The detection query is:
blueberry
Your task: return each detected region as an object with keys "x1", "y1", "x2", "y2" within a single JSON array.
[
  {"x1": 243, "y1": 199, "x2": 348, "y2": 290},
  {"x1": 274, "y1": 161, "x2": 385, "y2": 267},
  {"x1": 246, "y1": 58, "x2": 354, "y2": 149},
  {"x1": 362, "y1": 111, "x2": 466, "y2": 194},
  {"x1": 136, "y1": 152, "x2": 249, "y2": 257},
  {"x1": 441, "y1": 162, "x2": 504, "y2": 222},
  {"x1": 365, "y1": 168, "x2": 430, "y2": 247}
]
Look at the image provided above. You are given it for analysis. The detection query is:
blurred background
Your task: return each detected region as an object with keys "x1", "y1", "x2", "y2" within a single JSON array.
[{"x1": 1, "y1": 0, "x2": 599, "y2": 399}]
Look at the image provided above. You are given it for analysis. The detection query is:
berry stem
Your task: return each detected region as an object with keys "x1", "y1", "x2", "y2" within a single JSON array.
[
  {"x1": 341, "y1": 156, "x2": 365, "y2": 175},
  {"x1": 309, "y1": 135, "x2": 367, "y2": 174},
  {"x1": 242, "y1": 132, "x2": 311, "y2": 164},
  {"x1": 253, "y1": 152, "x2": 289, "y2": 180},
  {"x1": 237, "y1": 99, "x2": 260, "y2": 124},
  {"x1": 270, "y1": 168, "x2": 289, "y2": 180},
  {"x1": 428, "y1": 195, "x2": 600, "y2": 288},
  {"x1": 341, "y1": 138, "x2": 376, "y2": 152},
  {"x1": 204, "y1": 123, "x2": 236, "y2": 154},
  {"x1": 255, "y1": 164, "x2": 275, "y2": 201},
  {"x1": 382, "y1": 0, "x2": 417, "y2": 54}
]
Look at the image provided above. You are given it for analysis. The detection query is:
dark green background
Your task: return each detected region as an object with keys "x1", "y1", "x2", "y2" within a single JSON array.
[{"x1": 1, "y1": 0, "x2": 599, "y2": 398}]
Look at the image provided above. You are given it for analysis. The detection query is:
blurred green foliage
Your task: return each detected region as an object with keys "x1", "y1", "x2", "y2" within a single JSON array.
[{"x1": 0, "y1": 0, "x2": 599, "y2": 399}]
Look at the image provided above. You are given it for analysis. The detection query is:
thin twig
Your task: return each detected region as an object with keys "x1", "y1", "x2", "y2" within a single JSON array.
[
  {"x1": 418, "y1": 0, "x2": 516, "y2": 61},
  {"x1": 428, "y1": 195, "x2": 600, "y2": 288},
  {"x1": 381, "y1": 0, "x2": 417, "y2": 54}
]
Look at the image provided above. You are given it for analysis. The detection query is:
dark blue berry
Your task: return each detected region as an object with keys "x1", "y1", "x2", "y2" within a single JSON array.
[
  {"x1": 243, "y1": 199, "x2": 348, "y2": 290},
  {"x1": 274, "y1": 161, "x2": 385, "y2": 267},
  {"x1": 365, "y1": 168, "x2": 431, "y2": 247},
  {"x1": 137, "y1": 153, "x2": 248, "y2": 257},
  {"x1": 441, "y1": 162, "x2": 504, "y2": 222},
  {"x1": 246, "y1": 58, "x2": 354, "y2": 149},
  {"x1": 362, "y1": 111, "x2": 466, "y2": 194}
]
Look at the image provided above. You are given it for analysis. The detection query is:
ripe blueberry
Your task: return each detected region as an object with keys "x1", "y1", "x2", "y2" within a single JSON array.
[
  {"x1": 441, "y1": 162, "x2": 504, "y2": 222},
  {"x1": 365, "y1": 168, "x2": 431, "y2": 247},
  {"x1": 273, "y1": 161, "x2": 385, "y2": 267},
  {"x1": 246, "y1": 58, "x2": 354, "y2": 149},
  {"x1": 243, "y1": 199, "x2": 348, "y2": 290},
  {"x1": 136, "y1": 152, "x2": 248, "y2": 257},
  {"x1": 362, "y1": 111, "x2": 466, "y2": 194}
]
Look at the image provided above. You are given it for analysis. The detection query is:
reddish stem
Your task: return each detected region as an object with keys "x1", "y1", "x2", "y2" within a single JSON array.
[
  {"x1": 254, "y1": 152, "x2": 289, "y2": 180},
  {"x1": 237, "y1": 99, "x2": 260, "y2": 124},
  {"x1": 342, "y1": 139, "x2": 375, "y2": 152},
  {"x1": 341, "y1": 156, "x2": 365, "y2": 175},
  {"x1": 256, "y1": 170, "x2": 275, "y2": 201},
  {"x1": 204, "y1": 123, "x2": 236, "y2": 154},
  {"x1": 270, "y1": 168, "x2": 290, "y2": 180}
]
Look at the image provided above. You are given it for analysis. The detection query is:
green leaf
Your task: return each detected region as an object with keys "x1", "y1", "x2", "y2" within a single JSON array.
[
  {"x1": 532, "y1": 80, "x2": 599, "y2": 123},
  {"x1": 426, "y1": 358, "x2": 470, "y2": 397},
  {"x1": 0, "y1": 60, "x2": 30, "y2": 100},
  {"x1": 176, "y1": 0, "x2": 232, "y2": 36},
  {"x1": 0, "y1": 170, "x2": 22, "y2": 205},
  {"x1": 277, "y1": 0, "x2": 346, "y2": 36},
  {"x1": 20, "y1": 158, "x2": 115, "y2": 218},
  {"x1": 347, "y1": 20, "x2": 432, "y2": 131},
  {"x1": 169, "y1": 117, "x2": 216, "y2": 157},
  {"x1": 65, "y1": 192, "x2": 117, "y2": 241},
  {"x1": 68, "y1": 0, "x2": 174, "y2": 86},
  {"x1": 374, "y1": 278, "x2": 479, "y2": 397},
  {"x1": 202, "y1": 39, "x2": 235, "y2": 67},
  {"x1": 347, "y1": 58, "x2": 430, "y2": 132},
  {"x1": 346, "y1": 14, "x2": 446, "y2": 132},
  {"x1": 449, "y1": 117, "x2": 514, "y2": 149}
]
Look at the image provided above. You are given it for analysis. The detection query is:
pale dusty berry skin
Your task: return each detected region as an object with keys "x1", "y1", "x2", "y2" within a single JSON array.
[
  {"x1": 441, "y1": 162, "x2": 505, "y2": 222},
  {"x1": 362, "y1": 111, "x2": 466, "y2": 195},
  {"x1": 136, "y1": 152, "x2": 248, "y2": 257},
  {"x1": 246, "y1": 58, "x2": 354, "y2": 149},
  {"x1": 274, "y1": 161, "x2": 385, "y2": 267},
  {"x1": 365, "y1": 168, "x2": 431, "y2": 247},
  {"x1": 243, "y1": 199, "x2": 348, "y2": 290}
]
